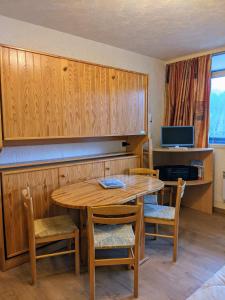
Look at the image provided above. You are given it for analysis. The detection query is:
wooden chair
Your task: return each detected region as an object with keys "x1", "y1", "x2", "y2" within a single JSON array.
[
  {"x1": 144, "y1": 178, "x2": 186, "y2": 262},
  {"x1": 87, "y1": 204, "x2": 142, "y2": 300},
  {"x1": 129, "y1": 168, "x2": 160, "y2": 204},
  {"x1": 22, "y1": 187, "x2": 80, "y2": 284},
  {"x1": 129, "y1": 167, "x2": 173, "y2": 206},
  {"x1": 129, "y1": 168, "x2": 159, "y2": 178}
]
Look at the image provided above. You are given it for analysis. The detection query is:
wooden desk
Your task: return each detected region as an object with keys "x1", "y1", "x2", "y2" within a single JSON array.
[{"x1": 51, "y1": 174, "x2": 164, "y2": 264}]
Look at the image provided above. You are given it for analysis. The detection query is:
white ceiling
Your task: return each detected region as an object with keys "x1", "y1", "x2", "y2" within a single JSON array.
[{"x1": 0, "y1": 0, "x2": 225, "y2": 60}]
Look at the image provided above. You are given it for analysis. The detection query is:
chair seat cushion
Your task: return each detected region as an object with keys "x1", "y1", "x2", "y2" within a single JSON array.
[
  {"x1": 34, "y1": 215, "x2": 77, "y2": 239},
  {"x1": 144, "y1": 204, "x2": 175, "y2": 220},
  {"x1": 94, "y1": 224, "x2": 135, "y2": 249}
]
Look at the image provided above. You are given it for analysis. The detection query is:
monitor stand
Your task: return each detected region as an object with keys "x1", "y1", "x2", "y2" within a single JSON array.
[{"x1": 168, "y1": 146, "x2": 188, "y2": 150}]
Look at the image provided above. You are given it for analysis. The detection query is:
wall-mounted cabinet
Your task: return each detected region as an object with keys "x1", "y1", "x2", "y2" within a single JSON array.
[
  {"x1": 61, "y1": 59, "x2": 111, "y2": 137},
  {"x1": 1, "y1": 47, "x2": 64, "y2": 139},
  {"x1": 1, "y1": 46, "x2": 148, "y2": 141},
  {"x1": 109, "y1": 68, "x2": 147, "y2": 135}
]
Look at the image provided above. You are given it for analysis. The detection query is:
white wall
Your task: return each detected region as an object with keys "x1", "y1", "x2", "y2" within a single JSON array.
[
  {"x1": 212, "y1": 147, "x2": 225, "y2": 209},
  {"x1": 0, "y1": 15, "x2": 165, "y2": 164}
]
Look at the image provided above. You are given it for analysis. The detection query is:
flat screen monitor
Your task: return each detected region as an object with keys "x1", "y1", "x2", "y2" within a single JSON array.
[{"x1": 161, "y1": 126, "x2": 194, "y2": 147}]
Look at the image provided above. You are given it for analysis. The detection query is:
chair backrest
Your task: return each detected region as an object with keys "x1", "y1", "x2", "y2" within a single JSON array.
[
  {"x1": 22, "y1": 186, "x2": 35, "y2": 242},
  {"x1": 129, "y1": 168, "x2": 159, "y2": 179},
  {"x1": 175, "y1": 178, "x2": 186, "y2": 221},
  {"x1": 87, "y1": 204, "x2": 142, "y2": 252}
]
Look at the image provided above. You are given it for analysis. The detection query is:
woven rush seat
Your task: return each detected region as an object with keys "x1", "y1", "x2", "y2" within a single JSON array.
[
  {"x1": 34, "y1": 215, "x2": 77, "y2": 238},
  {"x1": 144, "y1": 204, "x2": 175, "y2": 220},
  {"x1": 94, "y1": 224, "x2": 135, "y2": 249}
]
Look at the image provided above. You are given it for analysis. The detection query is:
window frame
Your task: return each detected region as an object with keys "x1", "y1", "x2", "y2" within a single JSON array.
[{"x1": 209, "y1": 53, "x2": 225, "y2": 146}]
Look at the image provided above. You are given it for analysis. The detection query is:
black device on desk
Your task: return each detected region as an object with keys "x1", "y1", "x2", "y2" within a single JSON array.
[{"x1": 155, "y1": 165, "x2": 198, "y2": 181}]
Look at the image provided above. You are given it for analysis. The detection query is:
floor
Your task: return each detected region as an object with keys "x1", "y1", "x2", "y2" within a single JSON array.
[{"x1": 0, "y1": 207, "x2": 225, "y2": 300}]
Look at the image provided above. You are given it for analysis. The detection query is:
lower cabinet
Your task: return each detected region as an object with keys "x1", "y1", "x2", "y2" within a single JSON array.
[
  {"x1": 105, "y1": 156, "x2": 140, "y2": 176},
  {"x1": 1, "y1": 155, "x2": 140, "y2": 260},
  {"x1": 59, "y1": 161, "x2": 105, "y2": 186}
]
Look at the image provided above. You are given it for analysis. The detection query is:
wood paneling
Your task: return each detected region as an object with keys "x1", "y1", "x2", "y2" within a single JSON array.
[
  {"x1": 2, "y1": 168, "x2": 61, "y2": 258},
  {"x1": 1, "y1": 45, "x2": 148, "y2": 140},
  {"x1": 1, "y1": 47, "x2": 63, "y2": 139},
  {"x1": 59, "y1": 161, "x2": 105, "y2": 186},
  {"x1": 61, "y1": 60, "x2": 110, "y2": 137},
  {"x1": 105, "y1": 156, "x2": 140, "y2": 176},
  {"x1": 109, "y1": 69, "x2": 147, "y2": 135}
]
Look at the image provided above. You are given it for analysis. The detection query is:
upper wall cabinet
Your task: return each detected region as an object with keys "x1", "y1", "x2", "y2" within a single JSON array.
[
  {"x1": 1, "y1": 46, "x2": 148, "y2": 140},
  {"x1": 1, "y1": 47, "x2": 64, "y2": 139},
  {"x1": 109, "y1": 69, "x2": 147, "y2": 135},
  {"x1": 61, "y1": 59, "x2": 110, "y2": 137}
]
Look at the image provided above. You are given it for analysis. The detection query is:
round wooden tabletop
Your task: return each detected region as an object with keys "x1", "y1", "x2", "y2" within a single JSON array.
[{"x1": 51, "y1": 174, "x2": 164, "y2": 209}]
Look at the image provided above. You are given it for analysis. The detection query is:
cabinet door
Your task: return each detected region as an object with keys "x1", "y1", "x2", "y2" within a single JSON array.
[
  {"x1": 1, "y1": 47, "x2": 63, "y2": 139},
  {"x1": 2, "y1": 168, "x2": 61, "y2": 258},
  {"x1": 61, "y1": 59, "x2": 110, "y2": 137},
  {"x1": 109, "y1": 69, "x2": 147, "y2": 135},
  {"x1": 105, "y1": 156, "x2": 140, "y2": 176},
  {"x1": 59, "y1": 161, "x2": 105, "y2": 186}
]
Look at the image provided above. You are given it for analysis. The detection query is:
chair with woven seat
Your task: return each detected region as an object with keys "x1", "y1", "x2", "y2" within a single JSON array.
[
  {"x1": 87, "y1": 204, "x2": 142, "y2": 300},
  {"x1": 129, "y1": 168, "x2": 160, "y2": 205},
  {"x1": 22, "y1": 187, "x2": 80, "y2": 284},
  {"x1": 144, "y1": 178, "x2": 186, "y2": 262}
]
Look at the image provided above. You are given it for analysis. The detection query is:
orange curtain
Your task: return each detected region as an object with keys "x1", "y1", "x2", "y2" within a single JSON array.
[{"x1": 164, "y1": 55, "x2": 211, "y2": 147}]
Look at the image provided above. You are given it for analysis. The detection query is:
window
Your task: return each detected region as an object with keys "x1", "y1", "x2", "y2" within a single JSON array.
[{"x1": 209, "y1": 53, "x2": 225, "y2": 144}]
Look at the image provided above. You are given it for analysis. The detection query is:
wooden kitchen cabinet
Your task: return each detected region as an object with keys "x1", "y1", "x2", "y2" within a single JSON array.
[
  {"x1": 105, "y1": 156, "x2": 140, "y2": 176},
  {"x1": 1, "y1": 47, "x2": 64, "y2": 139},
  {"x1": 61, "y1": 59, "x2": 110, "y2": 137},
  {"x1": 2, "y1": 168, "x2": 61, "y2": 258},
  {"x1": 109, "y1": 68, "x2": 147, "y2": 135},
  {"x1": 1, "y1": 45, "x2": 148, "y2": 140},
  {"x1": 58, "y1": 161, "x2": 105, "y2": 186}
]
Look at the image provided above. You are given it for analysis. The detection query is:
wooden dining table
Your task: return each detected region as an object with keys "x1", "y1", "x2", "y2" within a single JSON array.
[{"x1": 51, "y1": 174, "x2": 164, "y2": 264}]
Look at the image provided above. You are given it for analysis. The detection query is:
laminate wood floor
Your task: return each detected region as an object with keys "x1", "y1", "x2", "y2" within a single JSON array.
[{"x1": 1, "y1": 207, "x2": 225, "y2": 300}]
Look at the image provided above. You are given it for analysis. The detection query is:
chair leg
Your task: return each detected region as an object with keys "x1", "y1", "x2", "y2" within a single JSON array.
[
  {"x1": 30, "y1": 242, "x2": 37, "y2": 285},
  {"x1": 89, "y1": 249, "x2": 95, "y2": 300},
  {"x1": 133, "y1": 249, "x2": 139, "y2": 298},
  {"x1": 173, "y1": 225, "x2": 179, "y2": 262},
  {"x1": 128, "y1": 248, "x2": 133, "y2": 269},
  {"x1": 75, "y1": 231, "x2": 80, "y2": 275},
  {"x1": 67, "y1": 239, "x2": 72, "y2": 251},
  {"x1": 169, "y1": 187, "x2": 173, "y2": 206},
  {"x1": 153, "y1": 224, "x2": 158, "y2": 240},
  {"x1": 160, "y1": 189, "x2": 164, "y2": 205}
]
